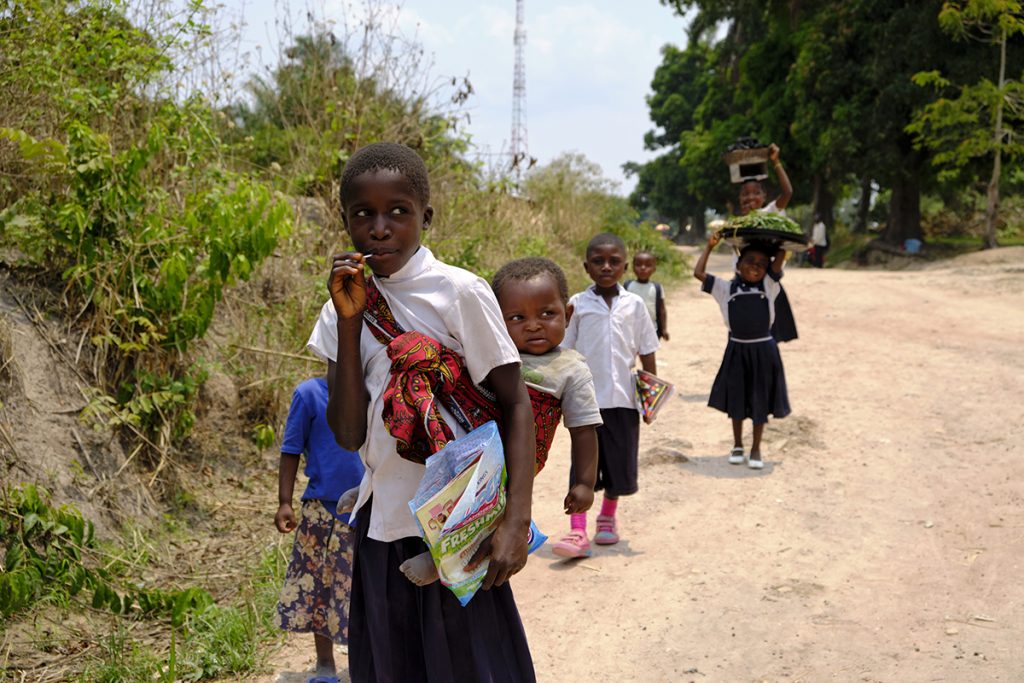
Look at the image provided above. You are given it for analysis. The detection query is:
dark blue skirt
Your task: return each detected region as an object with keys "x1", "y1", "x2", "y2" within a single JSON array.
[
  {"x1": 348, "y1": 498, "x2": 536, "y2": 683},
  {"x1": 708, "y1": 337, "x2": 791, "y2": 425}
]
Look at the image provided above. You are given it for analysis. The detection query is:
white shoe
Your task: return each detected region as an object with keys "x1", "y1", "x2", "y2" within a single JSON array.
[
  {"x1": 728, "y1": 447, "x2": 745, "y2": 465},
  {"x1": 747, "y1": 454, "x2": 764, "y2": 470}
]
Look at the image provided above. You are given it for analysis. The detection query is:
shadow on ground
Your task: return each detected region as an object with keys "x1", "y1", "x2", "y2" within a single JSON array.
[
  {"x1": 679, "y1": 454, "x2": 778, "y2": 478},
  {"x1": 537, "y1": 539, "x2": 644, "y2": 570}
]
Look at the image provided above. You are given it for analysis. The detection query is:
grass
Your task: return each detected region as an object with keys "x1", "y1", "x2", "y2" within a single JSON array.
[
  {"x1": 1, "y1": 482, "x2": 290, "y2": 682},
  {"x1": 71, "y1": 543, "x2": 287, "y2": 682},
  {"x1": 823, "y1": 222, "x2": 1024, "y2": 268}
]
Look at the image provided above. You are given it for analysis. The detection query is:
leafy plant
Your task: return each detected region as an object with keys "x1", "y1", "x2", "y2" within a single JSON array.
[
  {"x1": 0, "y1": 1, "x2": 292, "y2": 452},
  {"x1": 0, "y1": 484, "x2": 213, "y2": 625}
]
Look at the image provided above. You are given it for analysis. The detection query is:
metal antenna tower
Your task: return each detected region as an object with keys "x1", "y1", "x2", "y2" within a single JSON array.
[{"x1": 510, "y1": 0, "x2": 528, "y2": 173}]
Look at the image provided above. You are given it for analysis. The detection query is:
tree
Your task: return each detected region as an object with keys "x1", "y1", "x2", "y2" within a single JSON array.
[
  {"x1": 907, "y1": 1, "x2": 1024, "y2": 248},
  {"x1": 627, "y1": 43, "x2": 714, "y2": 239}
]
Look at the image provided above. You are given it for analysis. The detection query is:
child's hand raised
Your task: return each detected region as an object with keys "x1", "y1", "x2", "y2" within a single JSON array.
[
  {"x1": 564, "y1": 484, "x2": 594, "y2": 514},
  {"x1": 708, "y1": 232, "x2": 722, "y2": 248},
  {"x1": 768, "y1": 143, "x2": 781, "y2": 162},
  {"x1": 328, "y1": 251, "x2": 368, "y2": 320}
]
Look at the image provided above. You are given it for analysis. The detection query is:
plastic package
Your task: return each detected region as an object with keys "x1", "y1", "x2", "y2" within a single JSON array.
[{"x1": 409, "y1": 421, "x2": 546, "y2": 606}]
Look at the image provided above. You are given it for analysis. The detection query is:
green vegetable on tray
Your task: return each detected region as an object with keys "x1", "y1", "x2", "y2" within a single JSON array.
[{"x1": 725, "y1": 212, "x2": 804, "y2": 235}]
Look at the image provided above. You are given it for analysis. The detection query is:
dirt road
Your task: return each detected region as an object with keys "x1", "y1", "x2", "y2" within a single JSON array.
[{"x1": 263, "y1": 247, "x2": 1024, "y2": 682}]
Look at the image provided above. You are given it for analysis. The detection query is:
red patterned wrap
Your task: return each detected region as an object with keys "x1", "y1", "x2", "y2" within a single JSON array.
[
  {"x1": 364, "y1": 276, "x2": 553, "y2": 471},
  {"x1": 527, "y1": 387, "x2": 562, "y2": 474}
]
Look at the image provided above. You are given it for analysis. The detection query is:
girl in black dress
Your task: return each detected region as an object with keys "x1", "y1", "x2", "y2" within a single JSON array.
[{"x1": 694, "y1": 233, "x2": 791, "y2": 469}]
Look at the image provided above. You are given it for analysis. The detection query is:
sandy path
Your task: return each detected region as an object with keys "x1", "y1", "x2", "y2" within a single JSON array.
[{"x1": 261, "y1": 248, "x2": 1024, "y2": 682}]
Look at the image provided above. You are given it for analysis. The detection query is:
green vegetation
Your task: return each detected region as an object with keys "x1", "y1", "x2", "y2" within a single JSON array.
[
  {"x1": 1, "y1": 484, "x2": 287, "y2": 680},
  {"x1": 907, "y1": 1, "x2": 1024, "y2": 248},
  {"x1": 0, "y1": 1, "x2": 678, "y2": 679},
  {"x1": 726, "y1": 213, "x2": 804, "y2": 235},
  {"x1": 637, "y1": 0, "x2": 1023, "y2": 248},
  {"x1": 0, "y1": 0, "x2": 292, "y2": 458}
]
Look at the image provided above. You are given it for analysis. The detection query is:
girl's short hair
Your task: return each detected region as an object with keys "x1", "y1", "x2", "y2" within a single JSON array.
[
  {"x1": 740, "y1": 179, "x2": 765, "y2": 193},
  {"x1": 340, "y1": 142, "x2": 430, "y2": 207},
  {"x1": 492, "y1": 257, "x2": 570, "y2": 304}
]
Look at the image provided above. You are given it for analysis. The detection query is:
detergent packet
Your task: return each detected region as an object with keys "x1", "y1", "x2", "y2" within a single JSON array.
[{"x1": 409, "y1": 421, "x2": 546, "y2": 606}]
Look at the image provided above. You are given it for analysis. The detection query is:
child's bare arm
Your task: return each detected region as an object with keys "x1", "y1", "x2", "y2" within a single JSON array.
[
  {"x1": 472, "y1": 363, "x2": 534, "y2": 590},
  {"x1": 565, "y1": 425, "x2": 598, "y2": 513},
  {"x1": 768, "y1": 144, "x2": 793, "y2": 210},
  {"x1": 771, "y1": 246, "x2": 786, "y2": 274},
  {"x1": 275, "y1": 453, "x2": 300, "y2": 533},
  {"x1": 326, "y1": 252, "x2": 370, "y2": 449},
  {"x1": 693, "y1": 233, "x2": 721, "y2": 282},
  {"x1": 657, "y1": 294, "x2": 669, "y2": 341}
]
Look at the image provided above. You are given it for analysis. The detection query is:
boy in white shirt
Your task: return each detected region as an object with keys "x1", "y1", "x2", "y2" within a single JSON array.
[
  {"x1": 555, "y1": 233, "x2": 659, "y2": 557},
  {"x1": 308, "y1": 142, "x2": 536, "y2": 682}
]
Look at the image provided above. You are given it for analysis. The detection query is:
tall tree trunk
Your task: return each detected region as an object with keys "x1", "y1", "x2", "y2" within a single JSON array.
[
  {"x1": 692, "y1": 210, "x2": 707, "y2": 240},
  {"x1": 811, "y1": 173, "x2": 836, "y2": 229},
  {"x1": 983, "y1": 26, "x2": 1007, "y2": 250},
  {"x1": 855, "y1": 176, "x2": 872, "y2": 233},
  {"x1": 883, "y1": 174, "x2": 922, "y2": 245}
]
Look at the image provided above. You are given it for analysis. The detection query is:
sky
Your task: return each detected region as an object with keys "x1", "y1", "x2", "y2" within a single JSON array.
[{"x1": 221, "y1": 0, "x2": 692, "y2": 194}]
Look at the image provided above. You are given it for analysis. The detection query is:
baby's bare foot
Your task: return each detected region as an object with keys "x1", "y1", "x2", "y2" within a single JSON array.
[{"x1": 400, "y1": 552, "x2": 439, "y2": 586}]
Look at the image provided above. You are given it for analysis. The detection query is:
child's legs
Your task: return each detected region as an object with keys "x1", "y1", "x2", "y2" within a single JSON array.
[
  {"x1": 751, "y1": 422, "x2": 765, "y2": 456},
  {"x1": 732, "y1": 419, "x2": 744, "y2": 447},
  {"x1": 594, "y1": 408, "x2": 640, "y2": 501},
  {"x1": 313, "y1": 633, "x2": 335, "y2": 673},
  {"x1": 348, "y1": 498, "x2": 535, "y2": 683}
]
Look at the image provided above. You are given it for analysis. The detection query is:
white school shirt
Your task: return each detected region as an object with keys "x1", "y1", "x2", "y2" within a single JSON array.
[
  {"x1": 703, "y1": 269, "x2": 784, "y2": 333},
  {"x1": 562, "y1": 285, "x2": 660, "y2": 410},
  {"x1": 306, "y1": 247, "x2": 520, "y2": 542}
]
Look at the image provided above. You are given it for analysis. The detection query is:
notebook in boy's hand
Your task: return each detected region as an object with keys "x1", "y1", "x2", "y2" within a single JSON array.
[{"x1": 635, "y1": 370, "x2": 676, "y2": 422}]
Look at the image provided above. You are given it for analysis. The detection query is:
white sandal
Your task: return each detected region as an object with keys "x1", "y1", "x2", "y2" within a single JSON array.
[
  {"x1": 747, "y1": 454, "x2": 764, "y2": 470},
  {"x1": 728, "y1": 447, "x2": 745, "y2": 465}
]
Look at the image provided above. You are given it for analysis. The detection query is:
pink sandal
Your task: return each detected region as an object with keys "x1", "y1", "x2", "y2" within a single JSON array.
[{"x1": 552, "y1": 529, "x2": 592, "y2": 559}]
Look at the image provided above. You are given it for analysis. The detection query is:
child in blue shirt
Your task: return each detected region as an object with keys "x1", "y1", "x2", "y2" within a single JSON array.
[{"x1": 274, "y1": 375, "x2": 365, "y2": 683}]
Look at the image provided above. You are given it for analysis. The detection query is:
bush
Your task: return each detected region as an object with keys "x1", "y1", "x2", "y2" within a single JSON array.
[{"x1": 0, "y1": 1, "x2": 291, "y2": 452}]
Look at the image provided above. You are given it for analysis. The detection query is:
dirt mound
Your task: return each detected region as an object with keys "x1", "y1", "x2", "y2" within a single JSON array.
[
  {"x1": 0, "y1": 273, "x2": 157, "y2": 533},
  {"x1": 641, "y1": 437, "x2": 692, "y2": 465},
  {"x1": 764, "y1": 414, "x2": 825, "y2": 454},
  {"x1": 931, "y1": 245, "x2": 1024, "y2": 269}
]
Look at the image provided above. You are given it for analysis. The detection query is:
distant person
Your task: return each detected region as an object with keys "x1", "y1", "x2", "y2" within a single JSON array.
[
  {"x1": 810, "y1": 214, "x2": 828, "y2": 268},
  {"x1": 624, "y1": 250, "x2": 670, "y2": 341},
  {"x1": 737, "y1": 143, "x2": 793, "y2": 215},
  {"x1": 693, "y1": 234, "x2": 791, "y2": 469},
  {"x1": 554, "y1": 233, "x2": 659, "y2": 557},
  {"x1": 735, "y1": 143, "x2": 798, "y2": 343},
  {"x1": 274, "y1": 374, "x2": 365, "y2": 683},
  {"x1": 310, "y1": 142, "x2": 536, "y2": 681}
]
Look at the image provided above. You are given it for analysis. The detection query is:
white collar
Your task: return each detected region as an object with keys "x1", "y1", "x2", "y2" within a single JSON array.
[
  {"x1": 374, "y1": 246, "x2": 433, "y2": 285},
  {"x1": 584, "y1": 283, "x2": 624, "y2": 300}
]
